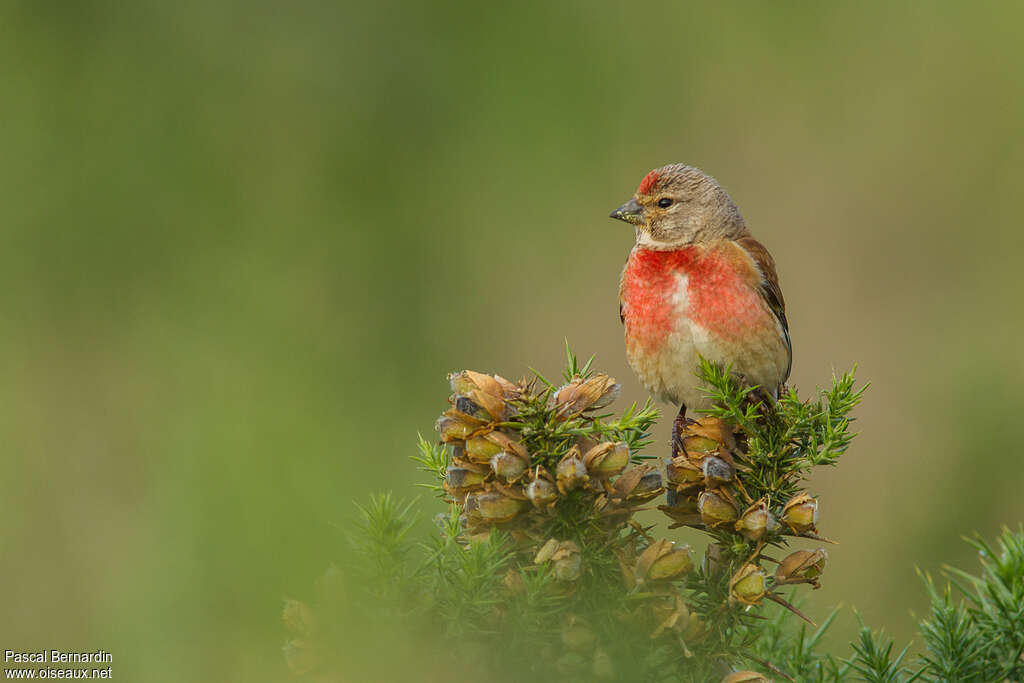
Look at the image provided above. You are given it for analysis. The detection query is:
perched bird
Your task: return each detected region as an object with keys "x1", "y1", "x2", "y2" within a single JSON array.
[{"x1": 611, "y1": 164, "x2": 791, "y2": 437}]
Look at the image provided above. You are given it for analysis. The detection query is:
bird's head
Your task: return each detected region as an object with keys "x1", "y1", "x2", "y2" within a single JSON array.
[{"x1": 610, "y1": 164, "x2": 747, "y2": 248}]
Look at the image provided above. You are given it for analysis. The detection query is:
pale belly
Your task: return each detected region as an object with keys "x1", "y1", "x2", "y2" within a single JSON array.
[{"x1": 625, "y1": 321, "x2": 787, "y2": 410}]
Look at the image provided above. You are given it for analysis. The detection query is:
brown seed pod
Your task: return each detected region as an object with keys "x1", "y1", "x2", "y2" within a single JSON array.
[
  {"x1": 775, "y1": 548, "x2": 827, "y2": 588},
  {"x1": 550, "y1": 373, "x2": 621, "y2": 417},
  {"x1": 536, "y1": 539, "x2": 583, "y2": 581},
  {"x1": 734, "y1": 498, "x2": 779, "y2": 541}
]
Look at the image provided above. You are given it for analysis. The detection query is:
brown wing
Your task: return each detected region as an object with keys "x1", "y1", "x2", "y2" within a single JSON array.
[{"x1": 736, "y1": 235, "x2": 792, "y2": 381}]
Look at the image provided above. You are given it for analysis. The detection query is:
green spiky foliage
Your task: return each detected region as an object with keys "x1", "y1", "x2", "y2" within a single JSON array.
[
  {"x1": 696, "y1": 357, "x2": 865, "y2": 507},
  {"x1": 283, "y1": 350, "x2": 1024, "y2": 683},
  {"x1": 915, "y1": 527, "x2": 1024, "y2": 682}
]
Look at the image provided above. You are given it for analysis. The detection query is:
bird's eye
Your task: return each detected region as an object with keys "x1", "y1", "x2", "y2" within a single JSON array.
[{"x1": 657, "y1": 197, "x2": 673, "y2": 208}]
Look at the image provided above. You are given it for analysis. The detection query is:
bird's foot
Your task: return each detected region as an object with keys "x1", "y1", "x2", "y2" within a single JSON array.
[{"x1": 671, "y1": 405, "x2": 691, "y2": 456}]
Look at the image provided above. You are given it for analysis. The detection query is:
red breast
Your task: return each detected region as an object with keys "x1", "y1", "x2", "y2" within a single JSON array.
[{"x1": 621, "y1": 245, "x2": 769, "y2": 353}]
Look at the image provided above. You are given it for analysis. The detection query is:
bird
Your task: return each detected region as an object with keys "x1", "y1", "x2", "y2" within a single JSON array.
[{"x1": 610, "y1": 163, "x2": 791, "y2": 442}]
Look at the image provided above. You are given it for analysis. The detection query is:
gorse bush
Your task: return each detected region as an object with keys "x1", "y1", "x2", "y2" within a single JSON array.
[{"x1": 283, "y1": 349, "x2": 1024, "y2": 682}]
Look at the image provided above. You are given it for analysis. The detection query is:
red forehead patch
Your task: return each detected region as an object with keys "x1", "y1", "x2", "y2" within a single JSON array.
[{"x1": 637, "y1": 170, "x2": 660, "y2": 195}]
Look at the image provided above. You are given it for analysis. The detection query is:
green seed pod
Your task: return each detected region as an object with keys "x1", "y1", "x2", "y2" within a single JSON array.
[
  {"x1": 475, "y1": 490, "x2": 526, "y2": 523},
  {"x1": 445, "y1": 465, "x2": 487, "y2": 490},
  {"x1": 490, "y1": 450, "x2": 528, "y2": 481},
  {"x1": 526, "y1": 471, "x2": 559, "y2": 509},
  {"x1": 681, "y1": 416, "x2": 737, "y2": 452},
  {"x1": 465, "y1": 435, "x2": 504, "y2": 462},
  {"x1": 635, "y1": 539, "x2": 692, "y2": 583},
  {"x1": 681, "y1": 434, "x2": 720, "y2": 455},
  {"x1": 781, "y1": 493, "x2": 819, "y2": 534},
  {"x1": 583, "y1": 442, "x2": 630, "y2": 478},
  {"x1": 666, "y1": 455, "x2": 704, "y2": 490},
  {"x1": 729, "y1": 564, "x2": 767, "y2": 606},
  {"x1": 556, "y1": 446, "x2": 589, "y2": 493},
  {"x1": 436, "y1": 414, "x2": 478, "y2": 442},
  {"x1": 698, "y1": 489, "x2": 739, "y2": 527}
]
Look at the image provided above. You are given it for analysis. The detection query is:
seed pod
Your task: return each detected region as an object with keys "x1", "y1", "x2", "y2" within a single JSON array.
[
  {"x1": 464, "y1": 434, "x2": 502, "y2": 462},
  {"x1": 583, "y1": 442, "x2": 630, "y2": 478},
  {"x1": 551, "y1": 541, "x2": 583, "y2": 581},
  {"x1": 680, "y1": 434, "x2": 721, "y2": 456},
  {"x1": 664, "y1": 487, "x2": 697, "y2": 510},
  {"x1": 436, "y1": 413, "x2": 479, "y2": 442},
  {"x1": 729, "y1": 563, "x2": 767, "y2": 605},
  {"x1": 445, "y1": 465, "x2": 487, "y2": 490},
  {"x1": 448, "y1": 370, "x2": 478, "y2": 397},
  {"x1": 526, "y1": 470, "x2": 559, "y2": 508},
  {"x1": 453, "y1": 395, "x2": 491, "y2": 421},
  {"x1": 550, "y1": 373, "x2": 621, "y2": 417},
  {"x1": 536, "y1": 539, "x2": 582, "y2": 581},
  {"x1": 734, "y1": 499, "x2": 779, "y2": 542},
  {"x1": 651, "y1": 595, "x2": 701, "y2": 640},
  {"x1": 775, "y1": 548, "x2": 827, "y2": 587},
  {"x1": 702, "y1": 455, "x2": 734, "y2": 488},
  {"x1": 282, "y1": 599, "x2": 316, "y2": 638},
  {"x1": 449, "y1": 370, "x2": 514, "y2": 421},
  {"x1": 474, "y1": 490, "x2": 526, "y2": 523},
  {"x1": 781, "y1": 493, "x2": 819, "y2": 534},
  {"x1": 684, "y1": 416, "x2": 737, "y2": 451},
  {"x1": 490, "y1": 450, "x2": 529, "y2": 481},
  {"x1": 698, "y1": 489, "x2": 739, "y2": 526},
  {"x1": 634, "y1": 539, "x2": 692, "y2": 583},
  {"x1": 632, "y1": 471, "x2": 664, "y2": 501},
  {"x1": 659, "y1": 494, "x2": 701, "y2": 529},
  {"x1": 666, "y1": 455, "x2": 704, "y2": 491},
  {"x1": 556, "y1": 446, "x2": 589, "y2": 493},
  {"x1": 722, "y1": 672, "x2": 770, "y2": 683},
  {"x1": 464, "y1": 430, "x2": 520, "y2": 464},
  {"x1": 612, "y1": 464, "x2": 662, "y2": 501}
]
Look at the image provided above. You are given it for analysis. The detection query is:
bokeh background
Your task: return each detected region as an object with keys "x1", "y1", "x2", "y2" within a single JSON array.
[{"x1": 2, "y1": 1, "x2": 1023, "y2": 680}]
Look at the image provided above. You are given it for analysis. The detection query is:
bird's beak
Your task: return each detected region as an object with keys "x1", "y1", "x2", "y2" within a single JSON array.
[{"x1": 610, "y1": 198, "x2": 644, "y2": 226}]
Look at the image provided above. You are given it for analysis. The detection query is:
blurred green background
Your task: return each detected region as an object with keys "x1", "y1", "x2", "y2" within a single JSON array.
[{"x1": 2, "y1": 1, "x2": 1023, "y2": 680}]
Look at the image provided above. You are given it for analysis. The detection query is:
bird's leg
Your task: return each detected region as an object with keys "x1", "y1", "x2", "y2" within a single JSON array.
[{"x1": 671, "y1": 404, "x2": 688, "y2": 456}]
